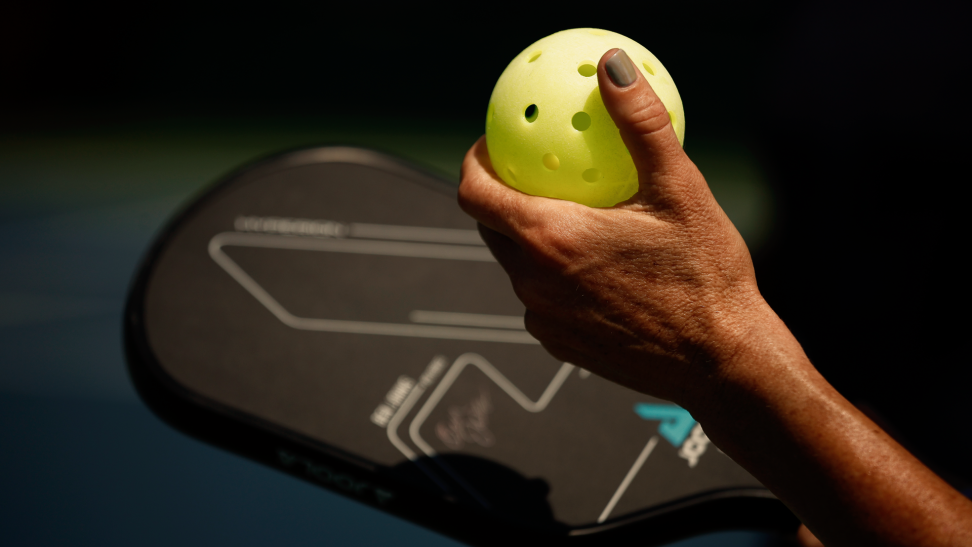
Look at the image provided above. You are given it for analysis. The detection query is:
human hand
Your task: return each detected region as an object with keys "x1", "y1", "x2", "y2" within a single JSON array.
[
  {"x1": 459, "y1": 48, "x2": 770, "y2": 410},
  {"x1": 461, "y1": 47, "x2": 972, "y2": 547}
]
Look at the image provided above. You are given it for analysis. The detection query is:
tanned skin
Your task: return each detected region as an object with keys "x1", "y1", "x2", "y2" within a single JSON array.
[{"x1": 457, "y1": 48, "x2": 972, "y2": 547}]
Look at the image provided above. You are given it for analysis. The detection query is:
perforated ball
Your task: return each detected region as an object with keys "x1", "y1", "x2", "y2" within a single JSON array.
[{"x1": 485, "y1": 28, "x2": 685, "y2": 207}]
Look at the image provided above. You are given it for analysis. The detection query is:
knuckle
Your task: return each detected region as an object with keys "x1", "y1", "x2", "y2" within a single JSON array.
[
  {"x1": 520, "y1": 222, "x2": 579, "y2": 270},
  {"x1": 456, "y1": 176, "x2": 482, "y2": 212},
  {"x1": 627, "y1": 95, "x2": 672, "y2": 137}
]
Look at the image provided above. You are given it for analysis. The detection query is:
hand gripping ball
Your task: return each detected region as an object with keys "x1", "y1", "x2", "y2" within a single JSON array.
[{"x1": 485, "y1": 28, "x2": 685, "y2": 207}]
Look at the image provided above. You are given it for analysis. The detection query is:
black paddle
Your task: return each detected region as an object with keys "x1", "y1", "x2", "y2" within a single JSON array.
[{"x1": 124, "y1": 146, "x2": 797, "y2": 546}]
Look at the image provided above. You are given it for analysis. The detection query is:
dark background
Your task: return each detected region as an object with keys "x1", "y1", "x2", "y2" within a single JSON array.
[
  {"x1": 2, "y1": 1, "x2": 968, "y2": 544},
  {"x1": 3, "y1": 3, "x2": 797, "y2": 139}
]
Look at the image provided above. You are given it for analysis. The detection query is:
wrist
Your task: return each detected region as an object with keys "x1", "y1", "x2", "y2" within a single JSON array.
[{"x1": 682, "y1": 299, "x2": 820, "y2": 424}]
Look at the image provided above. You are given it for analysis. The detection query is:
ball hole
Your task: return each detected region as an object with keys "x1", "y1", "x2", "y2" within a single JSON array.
[
  {"x1": 577, "y1": 62, "x2": 597, "y2": 77},
  {"x1": 528, "y1": 51, "x2": 542, "y2": 63},
  {"x1": 506, "y1": 168, "x2": 518, "y2": 184},
  {"x1": 582, "y1": 168, "x2": 601, "y2": 183},
  {"x1": 542, "y1": 153, "x2": 560, "y2": 171},
  {"x1": 524, "y1": 104, "x2": 539, "y2": 123},
  {"x1": 571, "y1": 112, "x2": 592, "y2": 131},
  {"x1": 588, "y1": 29, "x2": 607, "y2": 36},
  {"x1": 642, "y1": 61, "x2": 655, "y2": 75}
]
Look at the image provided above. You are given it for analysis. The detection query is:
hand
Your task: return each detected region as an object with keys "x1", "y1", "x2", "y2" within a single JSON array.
[
  {"x1": 459, "y1": 48, "x2": 767, "y2": 409},
  {"x1": 460, "y1": 48, "x2": 972, "y2": 546}
]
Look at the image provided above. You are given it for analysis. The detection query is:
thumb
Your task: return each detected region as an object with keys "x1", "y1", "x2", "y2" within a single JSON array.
[{"x1": 597, "y1": 48, "x2": 691, "y2": 201}]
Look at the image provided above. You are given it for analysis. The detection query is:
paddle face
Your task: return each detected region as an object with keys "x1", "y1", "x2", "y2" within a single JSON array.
[{"x1": 125, "y1": 147, "x2": 795, "y2": 545}]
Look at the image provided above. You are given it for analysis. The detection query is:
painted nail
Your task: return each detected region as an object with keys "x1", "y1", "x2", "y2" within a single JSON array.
[{"x1": 605, "y1": 49, "x2": 638, "y2": 87}]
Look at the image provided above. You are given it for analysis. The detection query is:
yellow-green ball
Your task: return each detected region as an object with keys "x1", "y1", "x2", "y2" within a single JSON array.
[{"x1": 486, "y1": 28, "x2": 685, "y2": 207}]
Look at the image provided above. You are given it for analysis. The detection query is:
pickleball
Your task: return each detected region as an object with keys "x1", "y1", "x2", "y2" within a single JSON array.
[{"x1": 486, "y1": 28, "x2": 685, "y2": 207}]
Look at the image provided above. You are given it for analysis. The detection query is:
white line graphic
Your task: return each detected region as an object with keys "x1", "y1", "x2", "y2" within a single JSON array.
[
  {"x1": 234, "y1": 216, "x2": 485, "y2": 246},
  {"x1": 349, "y1": 223, "x2": 486, "y2": 246},
  {"x1": 409, "y1": 353, "x2": 575, "y2": 459},
  {"x1": 409, "y1": 310, "x2": 525, "y2": 330},
  {"x1": 404, "y1": 353, "x2": 574, "y2": 509},
  {"x1": 212, "y1": 231, "x2": 494, "y2": 262},
  {"x1": 385, "y1": 353, "x2": 658, "y2": 523},
  {"x1": 208, "y1": 232, "x2": 539, "y2": 344},
  {"x1": 386, "y1": 356, "x2": 451, "y2": 491},
  {"x1": 597, "y1": 436, "x2": 660, "y2": 523}
]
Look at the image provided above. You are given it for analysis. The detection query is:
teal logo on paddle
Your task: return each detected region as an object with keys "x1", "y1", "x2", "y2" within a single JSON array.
[{"x1": 633, "y1": 403, "x2": 696, "y2": 447}]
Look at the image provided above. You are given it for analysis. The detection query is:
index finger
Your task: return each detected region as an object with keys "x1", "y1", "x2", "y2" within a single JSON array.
[{"x1": 458, "y1": 136, "x2": 542, "y2": 240}]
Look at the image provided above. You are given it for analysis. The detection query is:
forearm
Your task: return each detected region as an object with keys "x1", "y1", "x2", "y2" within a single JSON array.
[{"x1": 689, "y1": 305, "x2": 972, "y2": 546}]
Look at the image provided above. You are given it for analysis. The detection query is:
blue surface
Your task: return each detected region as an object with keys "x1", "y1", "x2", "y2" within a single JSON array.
[{"x1": 0, "y1": 126, "x2": 780, "y2": 546}]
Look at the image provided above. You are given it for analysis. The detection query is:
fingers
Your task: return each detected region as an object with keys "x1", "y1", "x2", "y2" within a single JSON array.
[
  {"x1": 459, "y1": 136, "x2": 541, "y2": 240},
  {"x1": 597, "y1": 48, "x2": 698, "y2": 206}
]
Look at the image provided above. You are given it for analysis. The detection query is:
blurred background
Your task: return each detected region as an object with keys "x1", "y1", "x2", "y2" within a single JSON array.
[{"x1": 1, "y1": 1, "x2": 966, "y2": 545}]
